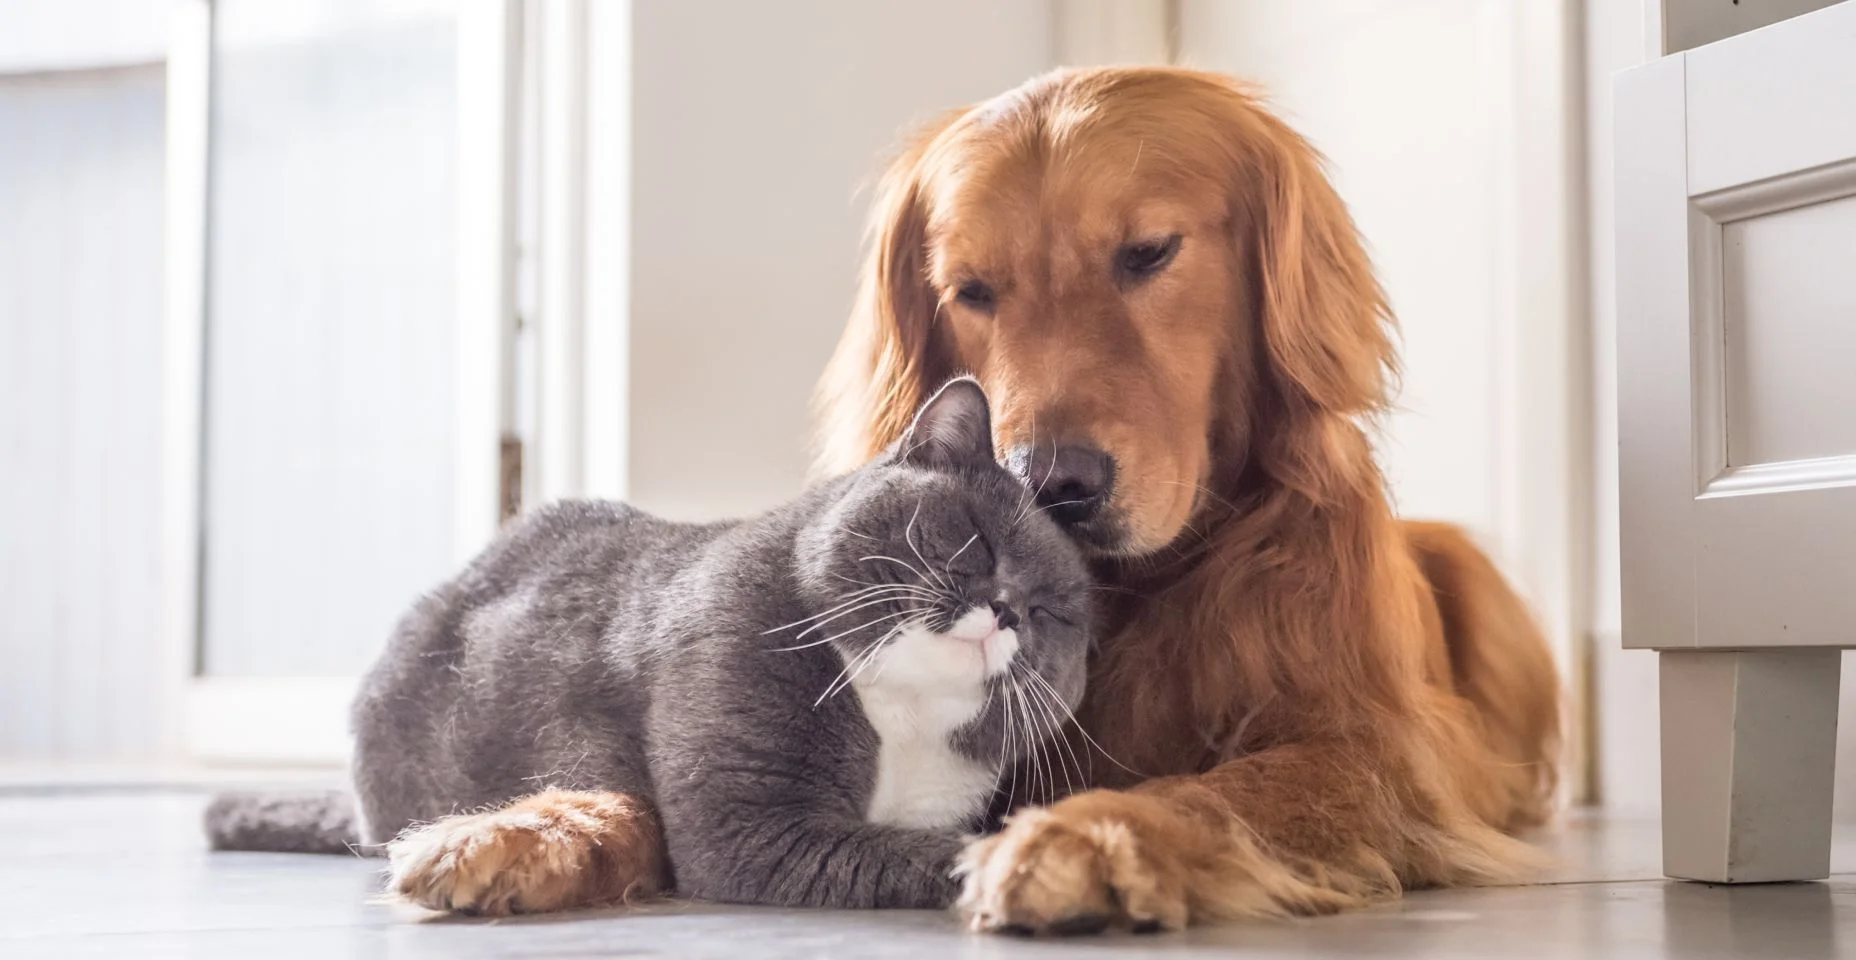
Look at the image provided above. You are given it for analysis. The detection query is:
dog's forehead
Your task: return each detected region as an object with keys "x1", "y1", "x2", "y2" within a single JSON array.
[
  {"x1": 927, "y1": 117, "x2": 1227, "y2": 243},
  {"x1": 925, "y1": 169, "x2": 1214, "y2": 284}
]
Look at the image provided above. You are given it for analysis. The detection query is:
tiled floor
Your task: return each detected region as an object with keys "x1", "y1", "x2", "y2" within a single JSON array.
[{"x1": 3, "y1": 788, "x2": 1855, "y2": 959}]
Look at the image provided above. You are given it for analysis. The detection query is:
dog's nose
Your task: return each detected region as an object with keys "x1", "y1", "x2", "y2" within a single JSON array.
[{"x1": 1009, "y1": 444, "x2": 1115, "y2": 526}]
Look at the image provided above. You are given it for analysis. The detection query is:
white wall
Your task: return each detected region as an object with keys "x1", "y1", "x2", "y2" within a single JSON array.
[
  {"x1": 1178, "y1": 0, "x2": 1505, "y2": 540},
  {"x1": 622, "y1": 0, "x2": 1056, "y2": 522},
  {"x1": 1175, "y1": 0, "x2": 1587, "y2": 676},
  {"x1": 0, "y1": 0, "x2": 166, "y2": 73},
  {"x1": 0, "y1": 65, "x2": 167, "y2": 758}
]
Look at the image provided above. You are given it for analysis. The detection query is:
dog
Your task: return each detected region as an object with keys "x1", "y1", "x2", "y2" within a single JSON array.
[{"x1": 817, "y1": 66, "x2": 1561, "y2": 933}]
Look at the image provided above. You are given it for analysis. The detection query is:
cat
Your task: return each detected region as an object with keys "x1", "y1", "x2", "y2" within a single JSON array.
[{"x1": 206, "y1": 377, "x2": 1093, "y2": 913}]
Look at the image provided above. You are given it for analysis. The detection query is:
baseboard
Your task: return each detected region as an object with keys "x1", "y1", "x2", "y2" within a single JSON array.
[{"x1": 183, "y1": 676, "x2": 356, "y2": 766}]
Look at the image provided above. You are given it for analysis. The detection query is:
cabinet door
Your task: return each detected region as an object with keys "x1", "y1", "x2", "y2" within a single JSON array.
[{"x1": 1618, "y1": 1, "x2": 1856, "y2": 653}]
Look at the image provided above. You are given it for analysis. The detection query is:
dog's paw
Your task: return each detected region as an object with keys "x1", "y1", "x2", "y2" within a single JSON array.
[
  {"x1": 386, "y1": 789, "x2": 665, "y2": 916},
  {"x1": 956, "y1": 797, "x2": 1189, "y2": 936}
]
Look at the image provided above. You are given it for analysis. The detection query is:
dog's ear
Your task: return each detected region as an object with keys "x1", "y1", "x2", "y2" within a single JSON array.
[
  {"x1": 814, "y1": 109, "x2": 968, "y2": 477},
  {"x1": 898, "y1": 377, "x2": 994, "y2": 470},
  {"x1": 1225, "y1": 87, "x2": 1397, "y2": 418}
]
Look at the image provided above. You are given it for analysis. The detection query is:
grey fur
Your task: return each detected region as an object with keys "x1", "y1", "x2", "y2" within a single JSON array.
[
  {"x1": 206, "y1": 379, "x2": 1090, "y2": 910},
  {"x1": 205, "y1": 791, "x2": 360, "y2": 855}
]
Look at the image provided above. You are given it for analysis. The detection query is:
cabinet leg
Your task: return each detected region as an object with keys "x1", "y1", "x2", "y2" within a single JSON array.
[{"x1": 1659, "y1": 649, "x2": 1840, "y2": 882}]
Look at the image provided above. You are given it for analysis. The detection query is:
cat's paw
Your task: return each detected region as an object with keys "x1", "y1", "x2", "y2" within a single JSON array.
[{"x1": 386, "y1": 789, "x2": 667, "y2": 916}]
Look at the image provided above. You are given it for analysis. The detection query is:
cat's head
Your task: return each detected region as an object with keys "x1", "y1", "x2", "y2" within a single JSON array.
[{"x1": 792, "y1": 378, "x2": 1092, "y2": 755}]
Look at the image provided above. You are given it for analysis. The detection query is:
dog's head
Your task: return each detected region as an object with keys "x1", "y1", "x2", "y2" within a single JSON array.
[{"x1": 819, "y1": 68, "x2": 1396, "y2": 558}]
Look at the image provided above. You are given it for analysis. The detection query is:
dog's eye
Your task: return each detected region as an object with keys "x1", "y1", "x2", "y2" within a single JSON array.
[
  {"x1": 1118, "y1": 235, "x2": 1181, "y2": 279},
  {"x1": 953, "y1": 280, "x2": 996, "y2": 312}
]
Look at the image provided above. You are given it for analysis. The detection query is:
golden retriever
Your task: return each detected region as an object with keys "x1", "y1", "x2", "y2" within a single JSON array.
[{"x1": 818, "y1": 66, "x2": 1561, "y2": 932}]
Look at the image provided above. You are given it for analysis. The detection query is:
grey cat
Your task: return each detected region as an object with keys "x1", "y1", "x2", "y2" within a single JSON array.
[{"x1": 206, "y1": 378, "x2": 1092, "y2": 911}]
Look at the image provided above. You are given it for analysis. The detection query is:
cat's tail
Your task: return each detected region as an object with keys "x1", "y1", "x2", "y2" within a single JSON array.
[{"x1": 204, "y1": 790, "x2": 372, "y2": 856}]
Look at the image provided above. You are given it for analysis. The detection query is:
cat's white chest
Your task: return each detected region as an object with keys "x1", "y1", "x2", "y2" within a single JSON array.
[{"x1": 849, "y1": 621, "x2": 1001, "y2": 831}]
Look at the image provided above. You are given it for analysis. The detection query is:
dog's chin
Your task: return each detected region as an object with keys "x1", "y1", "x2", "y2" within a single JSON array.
[
  {"x1": 1065, "y1": 502, "x2": 1205, "y2": 561},
  {"x1": 1050, "y1": 512, "x2": 1123, "y2": 555},
  {"x1": 1059, "y1": 511, "x2": 1158, "y2": 559}
]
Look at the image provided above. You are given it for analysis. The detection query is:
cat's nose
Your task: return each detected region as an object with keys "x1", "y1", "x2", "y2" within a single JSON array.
[
  {"x1": 1006, "y1": 444, "x2": 1116, "y2": 526},
  {"x1": 989, "y1": 600, "x2": 1021, "y2": 632}
]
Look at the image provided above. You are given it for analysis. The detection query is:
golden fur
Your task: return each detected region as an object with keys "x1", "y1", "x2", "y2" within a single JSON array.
[
  {"x1": 387, "y1": 789, "x2": 668, "y2": 916},
  {"x1": 819, "y1": 67, "x2": 1561, "y2": 932}
]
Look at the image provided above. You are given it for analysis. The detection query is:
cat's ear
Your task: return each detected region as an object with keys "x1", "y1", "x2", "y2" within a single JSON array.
[{"x1": 899, "y1": 377, "x2": 995, "y2": 470}]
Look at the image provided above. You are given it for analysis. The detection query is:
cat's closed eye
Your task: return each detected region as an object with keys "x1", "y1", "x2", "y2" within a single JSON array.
[
  {"x1": 1029, "y1": 604, "x2": 1076, "y2": 627},
  {"x1": 944, "y1": 531, "x2": 995, "y2": 578}
]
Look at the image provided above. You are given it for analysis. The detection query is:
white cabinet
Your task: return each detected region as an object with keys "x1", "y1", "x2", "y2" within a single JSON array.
[{"x1": 1617, "y1": 1, "x2": 1856, "y2": 883}]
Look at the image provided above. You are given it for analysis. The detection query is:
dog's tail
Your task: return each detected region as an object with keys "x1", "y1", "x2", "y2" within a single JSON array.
[
  {"x1": 204, "y1": 790, "x2": 368, "y2": 856},
  {"x1": 1403, "y1": 520, "x2": 1563, "y2": 830}
]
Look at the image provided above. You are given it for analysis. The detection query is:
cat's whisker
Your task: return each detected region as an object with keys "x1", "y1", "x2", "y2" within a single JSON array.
[
  {"x1": 832, "y1": 571, "x2": 900, "y2": 591},
  {"x1": 814, "y1": 629, "x2": 891, "y2": 707},
  {"x1": 827, "y1": 579, "x2": 935, "y2": 600},
  {"x1": 995, "y1": 678, "x2": 1017, "y2": 804},
  {"x1": 1014, "y1": 663, "x2": 1083, "y2": 800},
  {"x1": 991, "y1": 679, "x2": 1011, "y2": 798},
  {"x1": 790, "y1": 591, "x2": 937, "y2": 639},
  {"x1": 1027, "y1": 678, "x2": 1054, "y2": 804},
  {"x1": 942, "y1": 533, "x2": 979, "y2": 582},
  {"x1": 798, "y1": 586, "x2": 942, "y2": 623},
  {"x1": 1030, "y1": 498, "x2": 1090, "y2": 518},
  {"x1": 831, "y1": 581, "x2": 939, "y2": 602},
  {"x1": 1025, "y1": 674, "x2": 1063, "y2": 802},
  {"x1": 832, "y1": 584, "x2": 952, "y2": 619},
  {"x1": 838, "y1": 564, "x2": 909, "y2": 586},
  {"x1": 1002, "y1": 668, "x2": 1046, "y2": 805},
  {"x1": 814, "y1": 617, "x2": 918, "y2": 705},
  {"x1": 1034, "y1": 680, "x2": 1088, "y2": 798},
  {"x1": 828, "y1": 573, "x2": 944, "y2": 606},
  {"x1": 1007, "y1": 414, "x2": 1039, "y2": 531},
  {"x1": 838, "y1": 637, "x2": 893, "y2": 694},
  {"x1": 1011, "y1": 431, "x2": 1058, "y2": 531},
  {"x1": 903, "y1": 500, "x2": 953, "y2": 592},
  {"x1": 1008, "y1": 673, "x2": 1044, "y2": 803},
  {"x1": 1019, "y1": 664, "x2": 1147, "y2": 781},
  {"x1": 772, "y1": 606, "x2": 930, "y2": 653},
  {"x1": 977, "y1": 680, "x2": 998, "y2": 739},
  {"x1": 760, "y1": 585, "x2": 932, "y2": 636},
  {"x1": 1012, "y1": 489, "x2": 1035, "y2": 530},
  {"x1": 857, "y1": 554, "x2": 938, "y2": 589},
  {"x1": 1017, "y1": 661, "x2": 1061, "y2": 798},
  {"x1": 999, "y1": 677, "x2": 1025, "y2": 805},
  {"x1": 841, "y1": 615, "x2": 922, "y2": 690},
  {"x1": 850, "y1": 558, "x2": 957, "y2": 615}
]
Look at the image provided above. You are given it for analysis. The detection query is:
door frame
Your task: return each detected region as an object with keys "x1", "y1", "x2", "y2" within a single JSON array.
[
  {"x1": 158, "y1": 0, "x2": 521, "y2": 764},
  {"x1": 524, "y1": 0, "x2": 631, "y2": 505},
  {"x1": 1490, "y1": 0, "x2": 1591, "y2": 805}
]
